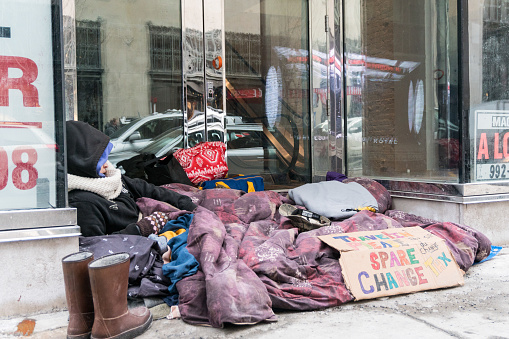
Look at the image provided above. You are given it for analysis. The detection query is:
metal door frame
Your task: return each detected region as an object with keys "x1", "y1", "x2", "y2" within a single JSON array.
[
  {"x1": 309, "y1": 0, "x2": 344, "y2": 181},
  {"x1": 181, "y1": 0, "x2": 226, "y2": 148}
]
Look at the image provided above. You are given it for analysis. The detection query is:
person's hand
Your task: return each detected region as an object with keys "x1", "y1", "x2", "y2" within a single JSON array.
[
  {"x1": 162, "y1": 247, "x2": 172, "y2": 263},
  {"x1": 136, "y1": 211, "x2": 170, "y2": 236}
]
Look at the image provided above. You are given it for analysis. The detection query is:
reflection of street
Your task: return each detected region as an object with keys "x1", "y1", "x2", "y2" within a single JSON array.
[
  {"x1": 225, "y1": 80, "x2": 302, "y2": 178},
  {"x1": 110, "y1": 109, "x2": 276, "y2": 176}
]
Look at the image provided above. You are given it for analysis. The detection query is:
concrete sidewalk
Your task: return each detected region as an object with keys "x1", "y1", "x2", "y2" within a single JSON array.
[{"x1": 1, "y1": 248, "x2": 508, "y2": 339}]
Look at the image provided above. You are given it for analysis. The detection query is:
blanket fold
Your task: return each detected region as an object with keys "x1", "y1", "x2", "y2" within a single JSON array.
[{"x1": 134, "y1": 183, "x2": 492, "y2": 328}]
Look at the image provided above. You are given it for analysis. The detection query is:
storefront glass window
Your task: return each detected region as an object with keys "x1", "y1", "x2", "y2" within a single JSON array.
[
  {"x1": 469, "y1": 0, "x2": 509, "y2": 182},
  {"x1": 344, "y1": 0, "x2": 460, "y2": 183},
  {"x1": 0, "y1": 0, "x2": 66, "y2": 211},
  {"x1": 224, "y1": 0, "x2": 311, "y2": 187},
  {"x1": 75, "y1": 0, "x2": 184, "y2": 167}
]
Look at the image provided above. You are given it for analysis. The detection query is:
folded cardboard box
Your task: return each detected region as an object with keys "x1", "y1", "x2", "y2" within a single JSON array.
[{"x1": 318, "y1": 226, "x2": 465, "y2": 301}]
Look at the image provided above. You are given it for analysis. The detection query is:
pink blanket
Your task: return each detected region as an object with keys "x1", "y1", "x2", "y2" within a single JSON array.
[{"x1": 136, "y1": 182, "x2": 491, "y2": 328}]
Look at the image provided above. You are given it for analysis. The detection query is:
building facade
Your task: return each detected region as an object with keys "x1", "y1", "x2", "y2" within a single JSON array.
[{"x1": 1, "y1": 0, "x2": 507, "y2": 316}]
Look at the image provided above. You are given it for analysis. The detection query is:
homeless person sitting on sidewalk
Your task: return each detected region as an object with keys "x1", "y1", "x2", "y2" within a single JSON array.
[{"x1": 66, "y1": 120, "x2": 197, "y2": 237}]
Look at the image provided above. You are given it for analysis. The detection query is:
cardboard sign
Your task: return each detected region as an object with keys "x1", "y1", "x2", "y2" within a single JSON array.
[{"x1": 318, "y1": 227, "x2": 464, "y2": 301}]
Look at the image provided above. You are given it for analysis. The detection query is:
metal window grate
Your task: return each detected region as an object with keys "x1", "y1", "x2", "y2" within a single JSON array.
[
  {"x1": 225, "y1": 32, "x2": 261, "y2": 76},
  {"x1": 149, "y1": 25, "x2": 182, "y2": 73},
  {"x1": 484, "y1": 0, "x2": 509, "y2": 23},
  {"x1": 76, "y1": 21, "x2": 101, "y2": 70}
]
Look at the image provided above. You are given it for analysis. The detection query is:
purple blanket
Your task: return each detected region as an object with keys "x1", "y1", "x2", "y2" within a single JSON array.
[{"x1": 136, "y1": 181, "x2": 492, "y2": 328}]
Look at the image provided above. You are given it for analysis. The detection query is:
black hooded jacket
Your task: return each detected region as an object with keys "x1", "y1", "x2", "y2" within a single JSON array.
[{"x1": 66, "y1": 121, "x2": 197, "y2": 236}]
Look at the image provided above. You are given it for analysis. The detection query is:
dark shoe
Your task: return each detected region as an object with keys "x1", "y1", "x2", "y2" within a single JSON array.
[
  {"x1": 62, "y1": 251, "x2": 95, "y2": 339},
  {"x1": 116, "y1": 224, "x2": 141, "y2": 236},
  {"x1": 88, "y1": 253, "x2": 152, "y2": 339},
  {"x1": 279, "y1": 204, "x2": 331, "y2": 232}
]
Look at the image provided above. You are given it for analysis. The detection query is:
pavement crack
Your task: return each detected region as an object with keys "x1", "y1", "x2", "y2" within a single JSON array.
[{"x1": 363, "y1": 305, "x2": 464, "y2": 338}]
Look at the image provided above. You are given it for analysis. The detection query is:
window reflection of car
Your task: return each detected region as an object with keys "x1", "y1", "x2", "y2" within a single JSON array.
[
  {"x1": 313, "y1": 117, "x2": 362, "y2": 169},
  {"x1": 110, "y1": 121, "x2": 271, "y2": 176},
  {"x1": 225, "y1": 123, "x2": 269, "y2": 175},
  {"x1": 108, "y1": 126, "x2": 184, "y2": 167},
  {"x1": 108, "y1": 112, "x2": 183, "y2": 158},
  {"x1": 347, "y1": 117, "x2": 362, "y2": 153}
]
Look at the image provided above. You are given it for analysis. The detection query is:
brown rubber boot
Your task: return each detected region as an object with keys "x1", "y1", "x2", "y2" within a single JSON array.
[
  {"x1": 62, "y1": 251, "x2": 95, "y2": 339},
  {"x1": 88, "y1": 253, "x2": 152, "y2": 339}
]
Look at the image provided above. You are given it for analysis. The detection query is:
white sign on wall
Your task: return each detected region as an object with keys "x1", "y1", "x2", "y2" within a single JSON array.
[
  {"x1": 475, "y1": 110, "x2": 509, "y2": 181},
  {"x1": 0, "y1": 0, "x2": 57, "y2": 210}
]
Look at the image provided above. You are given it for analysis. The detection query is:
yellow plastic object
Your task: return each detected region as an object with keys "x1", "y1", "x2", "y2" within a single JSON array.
[{"x1": 356, "y1": 206, "x2": 377, "y2": 212}]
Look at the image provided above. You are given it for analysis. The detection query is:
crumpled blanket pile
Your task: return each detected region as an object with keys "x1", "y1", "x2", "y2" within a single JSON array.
[{"x1": 130, "y1": 178, "x2": 491, "y2": 328}]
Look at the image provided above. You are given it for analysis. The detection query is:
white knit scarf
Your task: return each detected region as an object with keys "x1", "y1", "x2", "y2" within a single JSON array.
[{"x1": 68, "y1": 161, "x2": 123, "y2": 200}]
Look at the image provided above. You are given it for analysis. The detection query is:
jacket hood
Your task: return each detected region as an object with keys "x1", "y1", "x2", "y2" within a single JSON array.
[{"x1": 66, "y1": 121, "x2": 110, "y2": 178}]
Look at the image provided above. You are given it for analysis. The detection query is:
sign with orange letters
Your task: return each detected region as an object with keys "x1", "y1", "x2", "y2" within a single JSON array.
[{"x1": 318, "y1": 227, "x2": 464, "y2": 301}]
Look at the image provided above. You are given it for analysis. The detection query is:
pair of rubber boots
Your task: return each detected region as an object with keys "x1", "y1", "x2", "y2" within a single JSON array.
[{"x1": 62, "y1": 252, "x2": 152, "y2": 339}]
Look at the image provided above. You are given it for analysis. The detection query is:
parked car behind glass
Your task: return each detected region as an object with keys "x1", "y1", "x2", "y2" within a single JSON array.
[
  {"x1": 110, "y1": 121, "x2": 274, "y2": 176},
  {"x1": 108, "y1": 112, "x2": 183, "y2": 160}
]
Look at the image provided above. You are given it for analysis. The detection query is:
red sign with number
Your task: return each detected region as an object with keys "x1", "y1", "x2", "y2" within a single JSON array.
[
  {"x1": 0, "y1": 146, "x2": 38, "y2": 191},
  {"x1": 0, "y1": 0, "x2": 57, "y2": 209}
]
